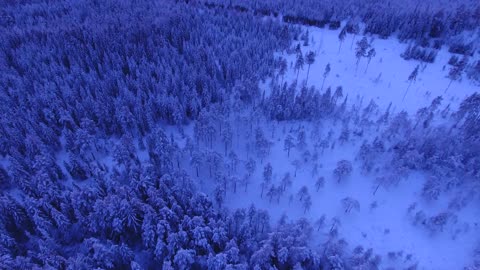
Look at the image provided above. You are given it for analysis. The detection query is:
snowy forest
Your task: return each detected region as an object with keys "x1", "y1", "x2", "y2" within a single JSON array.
[{"x1": 1, "y1": 0, "x2": 480, "y2": 269}]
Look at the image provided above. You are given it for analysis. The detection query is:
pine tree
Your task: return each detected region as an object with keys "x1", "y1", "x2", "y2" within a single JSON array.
[
  {"x1": 446, "y1": 56, "x2": 467, "y2": 92},
  {"x1": 403, "y1": 65, "x2": 420, "y2": 101},
  {"x1": 338, "y1": 27, "x2": 347, "y2": 52},
  {"x1": 297, "y1": 186, "x2": 309, "y2": 201},
  {"x1": 281, "y1": 172, "x2": 292, "y2": 191},
  {"x1": 261, "y1": 163, "x2": 273, "y2": 198},
  {"x1": 341, "y1": 197, "x2": 360, "y2": 213},
  {"x1": 284, "y1": 134, "x2": 295, "y2": 157},
  {"x1": 315, "y1": 177, "x2": 325, "y2": 191},
  {"x1": 334, "y1": 160, "x2": 353, "y2": 183},
  {"x1": 355, "y1": 37, "x2": 370, "y2": 73},
  {"x1": 305, "y1": 51, "x2": 316, "y2": 85},
  {"x1": 303, "y1": 195, "x2": 312, "y2": 213},
  {"x1": 295, "y1": 52, "x2": 305, "y2": 81},
  {"x1": 321, "y1": 63, "x2": 331, "y2": 90}
]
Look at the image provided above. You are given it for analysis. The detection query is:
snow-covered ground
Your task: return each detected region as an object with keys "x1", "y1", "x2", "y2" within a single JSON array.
[
  {"x1": 209, "y1": 26, "x2": 480, "y2": 269},
  {"x1": 266, "y1": 25, "x2": 479, "y2": 114},
  {"x1": 220, "y1": 121, "x2": 479, "y2": 270}
]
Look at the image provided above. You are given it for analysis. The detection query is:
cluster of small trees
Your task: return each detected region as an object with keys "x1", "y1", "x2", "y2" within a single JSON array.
[{"x1": 401, "y1": 44, "x2": 438, "y2": 63}]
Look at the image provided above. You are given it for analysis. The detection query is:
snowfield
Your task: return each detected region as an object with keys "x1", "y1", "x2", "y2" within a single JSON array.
[
  {"x1": 203, "y1": 26, "x2": 480, "y2": 269},
  {"x1": 267, "y1": 26, "x2": 479, "y2": 114}
]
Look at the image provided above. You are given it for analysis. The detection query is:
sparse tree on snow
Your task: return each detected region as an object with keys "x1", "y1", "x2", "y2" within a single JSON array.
[
  {"x1": 341, "y1": 197, "x2": 360, "y2": 213},
  {"x1": 305, "y1": 51, "x2": 316, "y2": 85},
  {"x1": 315, "y1": 176, "x2": 325, "y2": 191},
  {"x1": 321, "y1": 63, "x2": 331, "y2": 90},
  {"x1": 284, "y1": 134, "x2": 295, "y2": 157},
  {"x1": 338, "y1": 27, "x2": 347, "y2": 52},
  {"x1": 403, "y1": 65, "x2": 419, "y2": 101},
  {"x1": 334, "y1": 160, "x2": 353, "y2": 183}
]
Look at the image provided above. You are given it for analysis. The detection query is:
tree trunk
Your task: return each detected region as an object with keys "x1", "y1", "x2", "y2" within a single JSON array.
[
  {"x1": 373, "y1": 182, "x2": 382, "y2": 196},
  {"x1": 365, "y1": 59, "x2": 371, "y2": 73},
  {"x1": 402, "y1": 82, "x2": 412, "y2": 101},
  {"x1": 306, "y1": 64, "x2": 311, "y2": 85},
  {"x1": 445, "y1": 79, "x2": 453, "y2": 93}
]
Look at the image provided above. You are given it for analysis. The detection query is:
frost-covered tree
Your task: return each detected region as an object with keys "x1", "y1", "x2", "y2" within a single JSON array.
[
  {"x1": 296, "y1": 129, "x2": 307, "y2": 150},
  {"x1": 338, "y1": 27, "x2": 347, "y2": 52},
  {"x1": 426, "y1": 212, "x2": 457, "y2": 234},
  {"x1": 334, "y1": 160, "x2": 353, "y2": 183},
  {"x1": 297, "y1": 186, "x2": 309, "y2": 201},
  {"x1": 261, "y1": 163, "x2": 273, "y2": 198},
  {"x1": 255, "y1": 128, "x2": 272, "y2": 162},
  {"x1": 190, "y1": 151, "x2": 204, "y2": 177},
  {"x1": 315, "y1": 177, "x2": 325, "y2": 191},
  {"x1": 278, "y1": 57, "x2": 288, "y2": 86},
  {"x1": 245, "y1": 158, "x2": 257, "y2": 177},
  {"x1": 422, "y1": 176, "x2": 442, "y2": 201},
  {"x1": 206, "y1": 151, "x2": 223, "y2": 177},
  {"x1": 281, "y1": 172, "x2": 293, "y2": 192},
  {"x1": 315, "y1": 215, "x2": 326, "y2": 231},
  {"x1": 341, "y1": 197, "x2": 360, "y2": 213},
  {"x1": 174, "y1": 249, "x2": 195, "y2": 270},
  {"x1": 284, "y1": 134, "x2": 295, "y2": 157},
  {"x1": 292, "y1": 159, "x2": 302, "y2": 177},
  {"x1": 221, "y1": 122, "x2": 233, "y2": 156},
  {"x1": 338, "y1": 125, "x2": 350, "y2": 145},
  {"x1": 295, "y1": 52, "x2": 305, "y2": 81},
  {"x1": 266, "y1": 185, "x2": 278, "y2": 203},
  {"x1": 321, "y1": 63, "x2": 331, "y2": 90},
  {"x1": 302, "y1": 194, "x2": 312, "y2": 213},
  {"x1": 229, "y1": 175, "x2": 240, "y2": 193},
  {"x1": 403, "y1": 65, "x2": 420, "y2": 101},
  {"x1": 355, "y1": 37, "x2": 370, "y2": 72},
  {"x1": 446, "y1": 56, "x2": 467, "y2": 92},
  {"x1": 228, "y1": 151, "x2": 238, "y2": 173},
  {"x1": 305, "y1": 51, "x2": 316, "y2": 85},
  {"x1": 214, "y1": 184, "x2": 226, "y2": 207}
]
